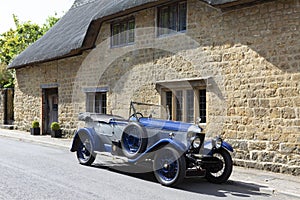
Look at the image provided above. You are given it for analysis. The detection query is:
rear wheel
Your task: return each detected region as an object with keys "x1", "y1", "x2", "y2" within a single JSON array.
[
  {"x1": 205, "y1": 148, "x2": 232, "y2": 184},
  {"x1": 76, "y1": 135, "x2": 96, "y2": 166},
  {"x1": 153, "y1": 147, "x2": 186, "y2": 186}
]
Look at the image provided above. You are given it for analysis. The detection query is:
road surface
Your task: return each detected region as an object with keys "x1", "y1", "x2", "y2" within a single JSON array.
[{"x1": 0, "y1": 137, "x2": 294, "y2": 200}]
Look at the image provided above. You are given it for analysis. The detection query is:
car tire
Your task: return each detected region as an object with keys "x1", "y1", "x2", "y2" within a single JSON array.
[
  {"x1": 153, "y1": 147, "x2": 186, "y2": 187},
  {"x1": 121, "y1": 123, "x2": 148, "y2": 159},
  {"x1": 76, "y1": 135, "x2": 96, "y2": 166},
  {"x1": 205, "y1": 148, "x2": 232, "y2": 184}
]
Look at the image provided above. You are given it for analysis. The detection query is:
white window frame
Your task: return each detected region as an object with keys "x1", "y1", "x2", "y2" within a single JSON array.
[
  {"x1": 86, "y1": 92, "x2": 107, "y2": 114},
  {"x1": 157, "y1": 1, "x2": 187, "y2": 37},
  {"x1": 157, "y1": 78, "x2": 208, "y2": 123},
  {"x1": 162, "y1": 88, "x2": 206, "y2": 123},
  {"x1": 111, "y1": 17, "x2": 135, "y2": 47}
]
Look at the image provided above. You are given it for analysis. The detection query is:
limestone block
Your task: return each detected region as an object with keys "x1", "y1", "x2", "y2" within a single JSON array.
[
  {"x1": 279, "y1": 143, "x2": 299, "y2": 154},
  {"x1": 274, "y1": 154, "x2": 288, "y2": 164},
  {"x1": 288, "y1": 154, "x2": 300, "y2": 166},
  {"x1": 248, "y1": 141, "x2": 267, "y2": 150},
  {"x1": 281, "y1": 107, "x2": 296, "y2": 119},
  {"x1": 260, "y1": 151, "x2": 276, "y2": 162},
  {"x1": 262, "y1": 163, "x2": 282, "y2": 173},
  {"x1": 281, "y1": 166, "x2": 300, "y2": 176}
]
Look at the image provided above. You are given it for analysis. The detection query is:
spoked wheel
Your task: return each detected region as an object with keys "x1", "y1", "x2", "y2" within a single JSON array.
[
  {"x1": 153, "y1": 147, "x2": 186, "y2": 187},
  {"x1": 205, "y1": 148, "x2": 232, "y2": 184},
  {"x1": 76, "y1": 135, "x2": 96, "y2": 166},
  {"x1": 121, "y1": 123, "x2": 147, "y2": 159}
]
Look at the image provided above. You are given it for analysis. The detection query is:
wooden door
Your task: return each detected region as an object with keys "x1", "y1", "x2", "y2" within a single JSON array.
[{"x1": 43, "y1": 88, "x2": 58, "y2": 134}]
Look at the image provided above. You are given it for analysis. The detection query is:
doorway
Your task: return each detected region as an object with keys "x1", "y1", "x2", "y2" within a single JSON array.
[
  {"x1": 42, "y1": 88, "x2": 58, "y2": 134},
  {"x1": 3, "y1": 88, "x2": 14, "y2": 125}
]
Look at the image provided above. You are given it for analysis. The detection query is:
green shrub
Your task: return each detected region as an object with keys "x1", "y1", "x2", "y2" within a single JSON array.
[
  {"x1": 32, "y1": 121, "x2": 40, "y2": 128},
  {"x1": 50, "y1": 122, "x2": 60, "y2": 131}
]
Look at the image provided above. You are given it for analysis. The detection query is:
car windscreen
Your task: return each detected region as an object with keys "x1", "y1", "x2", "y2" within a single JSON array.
[{"x1": 130, "y1": 102, "x2": 169, "y2": 120}]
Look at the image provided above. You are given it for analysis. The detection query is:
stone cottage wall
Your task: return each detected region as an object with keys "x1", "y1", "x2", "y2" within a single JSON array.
[
  {"x1": 215, "y1": 0, "x2": 300, "y2": 175},
  {"x1": 14, "y1": 56, "x2": 84, "y2": 135},
  {"x1": 14, "y1": 66, "x2": 42, "y2": 130},
  {"x1": 186, "y1": 0, "x2": 299, "y2": 174},
  {"x1": 13, "y1": 0, "x2": 300, "y2": 174}
]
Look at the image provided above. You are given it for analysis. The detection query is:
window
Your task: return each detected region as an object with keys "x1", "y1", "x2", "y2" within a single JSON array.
[
  {"x1": 86, "y1": 92, "x2": 107, "y2": 114},
  {"x1": 165, "y1": 89, "x2": 206, "y2": 123},
  {"x1": 157, "y1": 1, "x2": 187, "y2": 36},
  {"x1": 111, "y1": 18, "x2": 135, "y2": 47}
]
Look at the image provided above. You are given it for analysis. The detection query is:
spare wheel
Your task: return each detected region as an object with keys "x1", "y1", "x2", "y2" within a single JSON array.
[{"x1": 121, "y1": 123, "x2": 148, "y2": 159}]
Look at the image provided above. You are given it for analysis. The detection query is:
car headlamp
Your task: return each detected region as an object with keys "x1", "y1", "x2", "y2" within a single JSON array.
[
  {"x1": 192, "y1": 137, "x2": 201, "y2": 148},
  {"x1": 215, "y1": 137, "x2": 222, "y2": 149}
]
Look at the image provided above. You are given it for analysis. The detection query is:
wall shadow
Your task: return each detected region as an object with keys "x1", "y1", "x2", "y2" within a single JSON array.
[{"x1": 213, "y1": 0, "x2": 299, "y2": 74}]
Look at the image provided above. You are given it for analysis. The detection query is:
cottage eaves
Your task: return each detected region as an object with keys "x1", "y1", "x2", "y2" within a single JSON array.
[{"x1": 8, "y1": 0, "x2": 273, "y2": 69}]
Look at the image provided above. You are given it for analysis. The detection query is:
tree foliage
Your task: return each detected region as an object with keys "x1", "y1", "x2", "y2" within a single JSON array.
[
  {"x1": 0, "y1": 63, "x2": 13, "y2": 88},
  {"x1": 0, "y1": 14, "x2": 60, "y2": 88}
]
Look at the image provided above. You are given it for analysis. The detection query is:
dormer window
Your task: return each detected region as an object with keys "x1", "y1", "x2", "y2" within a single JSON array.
[
  {"x1": 157, "y1": 1, "x2": 187, "y2": 36},
  {"x1": 111, "y1": 18, "x2": 135, "y2": 47}
]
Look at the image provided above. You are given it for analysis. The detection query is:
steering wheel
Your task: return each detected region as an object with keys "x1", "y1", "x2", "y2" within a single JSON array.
[{"x1": 129, "y1": 112, "x2": 144, "y2": 120}]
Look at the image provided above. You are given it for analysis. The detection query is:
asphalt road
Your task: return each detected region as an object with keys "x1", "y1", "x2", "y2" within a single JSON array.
[{"x1": 0, "y1": 137, "x2": 293, "y2": 200}]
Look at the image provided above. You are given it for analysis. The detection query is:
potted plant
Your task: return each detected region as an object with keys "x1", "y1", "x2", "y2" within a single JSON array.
[
  {"x1": 50, "y1": 122, "x2": 62, "y2": 138},
  {"x1": 30, "y1": 120, "x2": 40, "y2": 135}
]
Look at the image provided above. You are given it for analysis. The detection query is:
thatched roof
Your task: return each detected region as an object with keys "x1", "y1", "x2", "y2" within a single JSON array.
[{"x1": 8, "y1": 0, "x2": 270, "y2": 69}]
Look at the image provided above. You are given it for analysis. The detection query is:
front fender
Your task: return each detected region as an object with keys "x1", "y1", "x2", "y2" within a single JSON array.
[
  {"x1": 70, "y1": 128, "x2": 102, "y2": 152},
  {"x1": 222, "y1": 141, "x2": 234, "y2": 152},
  {"x1": 128, "y1": 138, "x2": 186, "y2": 163},
  {"x1": 204, "y1": 140, "x2": 234, "y2": 155}
]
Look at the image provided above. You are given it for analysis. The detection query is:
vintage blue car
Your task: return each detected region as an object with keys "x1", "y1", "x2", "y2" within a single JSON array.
[{"x1": 70, "y1": 102, "x2": 233, "y2": 186}]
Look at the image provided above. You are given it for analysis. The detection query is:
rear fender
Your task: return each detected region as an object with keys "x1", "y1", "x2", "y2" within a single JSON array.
[
  {"x1": 128, "y1": 138, "x2": 186, "y2": 163},
  {"x1": 70, "y1": 128, "x2": 103, "y2": 152}
]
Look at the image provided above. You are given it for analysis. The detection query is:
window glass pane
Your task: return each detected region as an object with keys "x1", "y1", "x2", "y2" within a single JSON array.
[
  {"x1": 166, "y1": 91, "x2": 173, "y2": 120},
  {"x1": 186, "y1": 90, "x2": 194, "y2": 123},
  {"x1": 112, "y1": 24, "x2": 120, "y2": 46},
  {"x1": 86, "y1": 93, "x2": 94, "y2": 112},
  {"x1": 179, "y1": 2, "x2": 187, "y2": 31},
  {"x1": 95, "y1": 93, "x2": 101, "y2": 113},
  {"x1": 101, "y1": 93, "x2": 107, "y2": 114},
  {"x1": 128, "y1": 20, "x2": 135, "y2": 43},
  {"x1": 176, "y1": 90, "x2": 183, "y2": 121},
  {"x1": 94, "y1": 93, "x2": 107, "y2": 114},
  {"x1": 120, "y1": 22, "x2": 127, "y2": 45},
  {"x1": 169, "y1": 4, "x2": 177, "y2": 31},
  {"x1": 199, "y1": 89, "x2": 206, "y2": 123},
  {"x1": 159, "y1": 7, "x2": 169, "y2": 35}
]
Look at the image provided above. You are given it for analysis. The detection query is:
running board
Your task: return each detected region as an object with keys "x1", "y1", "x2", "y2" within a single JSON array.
[{"x1": 94, "y1": 151, "x2": 129, "y2": 163}]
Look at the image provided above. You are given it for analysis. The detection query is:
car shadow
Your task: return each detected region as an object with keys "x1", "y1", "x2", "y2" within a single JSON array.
[
  {"x1": 177, "y1": 178, "x2": 270, "y2": 198},
  {"x1": 90, "y1": 163, "x2": 271, "y2": 198}
]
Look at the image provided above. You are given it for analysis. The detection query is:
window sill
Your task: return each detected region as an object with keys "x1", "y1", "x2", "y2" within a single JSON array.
[
  {"x1": 157, "y1": 30, "x2": 187, "y2": 39},
  {"x1": 110, "y1": 42, "x2": 135, "y2": 49}
]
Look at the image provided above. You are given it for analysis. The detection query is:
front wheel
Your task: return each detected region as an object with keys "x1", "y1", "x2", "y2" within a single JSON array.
[
  {"x1": 76, "y1": 135, "x2": 96, "y2": 166},
  {"x1": 153, "y1": 147, "x2": 186, "y2": 186},
  {"x1": 205, "y1": 148, "x2": 232, "y2": 184}
]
